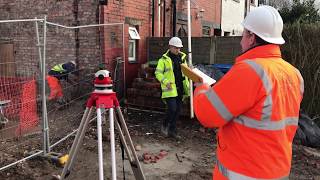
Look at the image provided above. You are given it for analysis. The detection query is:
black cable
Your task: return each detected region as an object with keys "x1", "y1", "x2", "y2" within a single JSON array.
[{"x1": 120, "y1": 135, "x2": 126, "y2": 180}]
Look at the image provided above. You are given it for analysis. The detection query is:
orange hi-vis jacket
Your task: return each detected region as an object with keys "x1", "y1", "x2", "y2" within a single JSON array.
[{"x1": 194, "y1": 44, "x2": 304, "y2": 180}]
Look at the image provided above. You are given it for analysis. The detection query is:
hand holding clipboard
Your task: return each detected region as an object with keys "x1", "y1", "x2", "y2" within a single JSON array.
[{"x1": 180, "y1": 64, "x2": 216, "y2": 86}]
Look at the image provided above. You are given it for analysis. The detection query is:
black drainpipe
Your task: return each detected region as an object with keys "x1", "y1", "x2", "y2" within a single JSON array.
[
  {"x1": 244, "y1": 0, "x2": 248, "y2": 17},
  {"x1": 163, "y1": 0, "x2": 166, "y2": 37},
  {"x1": 172, "y1": 0, "x2": 176, "y2": 37},
  {"x1": 73, "y1": 0, "x2": 80, "y2": 67},
  {"x1": 220, "y1": 0, "x2": 222, "y2": 33},
  {"x1": 152, "y1": 0, "x2": 155, "y2": 36}
]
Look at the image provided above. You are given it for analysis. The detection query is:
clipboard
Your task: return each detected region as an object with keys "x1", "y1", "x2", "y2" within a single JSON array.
[
  {"x1": 180, "y1": 64, "x2": 216, "y2": 85},
  {"x1": 180, "y1": 64, "x2": 203, "y2": 83}
]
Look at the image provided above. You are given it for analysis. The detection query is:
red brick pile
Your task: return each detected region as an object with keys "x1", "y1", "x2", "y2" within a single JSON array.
[
  {"x1": 142, "y1": 150, "x2": 168, "y2": 164},
  {"x1": 127, "y1": 65, "x2": 164, "y2": 110},
  {"x1": 126, "y1": 64, "x2": 190, "y2": 116}
]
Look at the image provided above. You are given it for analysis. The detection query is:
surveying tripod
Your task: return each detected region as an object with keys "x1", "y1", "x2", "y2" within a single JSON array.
[{"x1": 60, "y1": 70, "x2": 145, "y2": 180}]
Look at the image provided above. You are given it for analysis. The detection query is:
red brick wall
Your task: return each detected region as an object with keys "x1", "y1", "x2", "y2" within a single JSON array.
[
  {"x1": 152, "y1": 0, "x2": 221, "y2": 37},
  {"x1": 0, "y1": 0, "x2": 221, "y2": 87},
  {"x1": 102, "y1": 0, "x2": 151, "y2": 86},
  {"x1": 176, "y1": 0, "x2": 221, "y2": 36},
  {"x1": 0, "y1": 0, "x2": 101, "y2": 75},
  {"x1": 102, "y1": 0, "x2": 221, "y2": 86}
]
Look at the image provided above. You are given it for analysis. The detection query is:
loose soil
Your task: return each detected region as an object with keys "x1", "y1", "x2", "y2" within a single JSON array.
[{"x1": 0, "y1": 101, "x2": 320, "y2": 180}]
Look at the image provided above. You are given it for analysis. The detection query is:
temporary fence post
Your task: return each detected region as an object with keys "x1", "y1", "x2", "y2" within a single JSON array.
[
  {"x1": 41, "y1": 15, "x2": 50, "y2": 154},
  {"x1": 35, "y1": 17, "x2": 43, "y2": 73},
  {"x1": 187, "y1": 0, "x2": 194, "y2": 119}
]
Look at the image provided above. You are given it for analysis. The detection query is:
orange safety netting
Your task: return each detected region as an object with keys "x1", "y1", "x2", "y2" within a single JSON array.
[{"x1": 15, "y1": 79, "x2": 39, "y2": 136}]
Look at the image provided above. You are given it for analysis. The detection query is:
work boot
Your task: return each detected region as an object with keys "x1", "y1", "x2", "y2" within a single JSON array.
[
  {"x1": 161, "y1": 126, "x2": 168, "y2": 137},
  {"x1": 169, "y1": 132, "x2": 182, "y2": 140}
]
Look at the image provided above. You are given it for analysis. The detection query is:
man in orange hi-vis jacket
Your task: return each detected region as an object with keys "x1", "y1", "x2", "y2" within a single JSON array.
[
  {"x1": 47, "y1": 61, "x2": 76, "y2": 104},
  {"x1": 193, "y1": 6, "x2": 304, "y2": 180}
]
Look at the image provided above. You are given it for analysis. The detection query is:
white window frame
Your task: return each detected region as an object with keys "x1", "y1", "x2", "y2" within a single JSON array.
[
  {"x1": 128, "y1": 27, "x2": 140, "y2": 63},
  {"x1": 128, "y1": 39, "x2": 136, "y2": 62},
  {"x1": 128, "y1": 27, "x2": 140, "y2": 40}
]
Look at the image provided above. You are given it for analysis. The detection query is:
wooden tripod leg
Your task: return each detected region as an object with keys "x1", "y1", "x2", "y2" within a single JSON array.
[
  {"x1": 61, "y1": 107, "x2": 93, "y2": 179},
  {"x1": 116, "y1": 106, "x2": 146, "y2": 180},
  {"x1": 114, "y1": 115, "x2": 134, "y2": 162}
]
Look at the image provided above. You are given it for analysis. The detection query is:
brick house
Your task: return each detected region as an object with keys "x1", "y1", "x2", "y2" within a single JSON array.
[
  {"x1": 0, "y1": 0, "x2": 222, "y2": 87},
  {"x1": 0, "y1": 0, "x2": 101, "y2": 75},
  {"x1": 102, "y1": 0, "x2": 222, "y2": 86}
]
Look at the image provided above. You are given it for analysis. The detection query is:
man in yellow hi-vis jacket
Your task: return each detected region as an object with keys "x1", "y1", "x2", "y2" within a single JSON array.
[{"x1": 155, "y1": 37, "x2": 190, "y2": 139}]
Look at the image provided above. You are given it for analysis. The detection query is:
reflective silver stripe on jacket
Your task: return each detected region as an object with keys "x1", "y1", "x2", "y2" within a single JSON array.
[
  {"x1": 204, "y1": 88, "x2": 233, "y2": 121},
  {"x1": 164, "y1": 67, "x2": 172, "y2": 72},
  {"x1": 161, "y1": 77, "x2": 166, "y2": 83},
  {"x1": 155, "y1": 68, "x2": 163, "y2": 73},
  {"x1": 156, "y1": 68, "x2": 172, "y2": 73},
  {"x1": 162, "y1": 88, "x2": 174, "y2": 92},
  {"x1": 194, "y1": 89, "x2": 208, "y2": 97},
  {"x1": 244, "y1": 60, "x2": 273, "y2": 121},
  {"x1": 234, "y1": 115, "x2": 299, "y2": 130},
  {"x1": 217, "y1": 160, "x2": 289, "y2": 180}
]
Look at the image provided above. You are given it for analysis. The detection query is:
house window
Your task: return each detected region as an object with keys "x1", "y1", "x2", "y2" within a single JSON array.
[
  {"x1": 128, "y1": 27, "x2": 140, "y2": 63},
  {"x1": 214, "y1": 28, "x2": 222, "y2": 36},
  {"x1": 129, "y1": 27, "x2": 140, "y2": 40},
  {"x1": 202, "y1": 26, "x2": 211, "y2": 37},
  {"x1": 258, "y1": 0, "x2": 266, "y2": 5},
  {"x1": 128, "y1": 39, "x2": 136, "y2": 62},
  {"x1": 177, "y1": 24, "x2": 187, "y2": 37}
]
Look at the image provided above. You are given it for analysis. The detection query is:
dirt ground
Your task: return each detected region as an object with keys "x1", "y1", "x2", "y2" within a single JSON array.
[{"x1": 0, "y1": 102, "x2": 320, "y2": 180}]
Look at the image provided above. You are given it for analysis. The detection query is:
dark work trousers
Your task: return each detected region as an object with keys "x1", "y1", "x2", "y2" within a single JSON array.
[{"x1": 164, "y1": 96, "x2": 182, "y2": 135}]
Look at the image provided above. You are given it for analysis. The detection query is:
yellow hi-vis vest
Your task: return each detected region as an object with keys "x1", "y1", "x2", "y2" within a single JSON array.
[
  {"x1": 155, "y1": 50, "x2": 190, "y2": 99},
  {"x1": 51, "y1": 63, "x2": 67, "y2": 73}
]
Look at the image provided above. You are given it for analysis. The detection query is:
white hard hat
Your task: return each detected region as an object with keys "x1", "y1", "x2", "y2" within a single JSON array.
[
  {"x1": 169, "y1": 37, "x2": 183, "y2": 48},
  {"x1": 241, "y1": 6, "x2": 285, "y2": 45},
  {"x1": 70, "y1": 61, "x2": 76, "y2": 65}
]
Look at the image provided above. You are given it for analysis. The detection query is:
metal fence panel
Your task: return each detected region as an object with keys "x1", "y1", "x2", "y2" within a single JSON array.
[
  {"x1": 0, "y1": 19, "x2": 125, "y2": 172},
  {"x1": 0, "y1": 20, "x2": 42, "y2": 170}
]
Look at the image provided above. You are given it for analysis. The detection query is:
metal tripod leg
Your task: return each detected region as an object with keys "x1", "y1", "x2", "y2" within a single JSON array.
[
  {"x1": 61, "y1": 107, "x2": 93, "y2": 179},
  {"x1": 96, "y1": 107, "x2": 118, "y2": 180},
  {"x1": 115, "y1": 106, "x2": 146, "y2": 180},
  {"x1": 96, "y1": 107, "x2": 104, "y2": 180},
  {"x1": 107, "y1": 107, "x2": 117, "y2": 180},
  {"x1": 96, "y1": 106, "x2": 117, "y2": 180}
]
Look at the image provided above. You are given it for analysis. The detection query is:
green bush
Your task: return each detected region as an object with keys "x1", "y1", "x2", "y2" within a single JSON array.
[{"x1": 282, "y1": 22, "x2": 320, "y2": 121}]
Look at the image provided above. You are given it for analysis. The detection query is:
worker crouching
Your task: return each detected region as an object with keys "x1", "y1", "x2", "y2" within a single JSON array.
[{"x1": 46, "y1": 61, "x2": 76, "y2": 105}]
